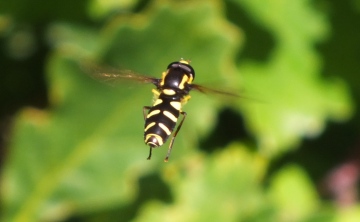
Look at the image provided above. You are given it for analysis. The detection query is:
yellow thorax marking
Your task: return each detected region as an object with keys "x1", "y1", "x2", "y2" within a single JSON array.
[
  {"x1": 152, "y1": 88, "x2": 160, "y2": 96},
  {"x1": 160, "y1": 71, "x2": 167, "y2": 86},
  {"x1": 178, "y1": 75, "x2": 189, "y2": 90},
  {"x1": 163, "y1": 89, "x2": 176, "y2": 95},
  {"x1": 181, "y1": 95, "x2": 191, "y2": 105},
  {"x1": 188, "y1": 75, "x2": 193, "y2": 83}
]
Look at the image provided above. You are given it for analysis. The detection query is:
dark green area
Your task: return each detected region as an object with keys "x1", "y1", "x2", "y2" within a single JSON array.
[{"x1": 0, "y1": 0, "x2": 359, "y2": 221}]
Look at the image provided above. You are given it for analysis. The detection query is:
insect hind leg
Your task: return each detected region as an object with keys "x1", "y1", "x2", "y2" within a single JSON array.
[
  {"x1": 164, "y1": 111, "x2": 187, "y2": 162},
  {"x1": 143, "y1": 106, "x2": 151, "y2": 121},
  {"x1": 144, "y1": 105, "x2": 153, "y2": 160}
]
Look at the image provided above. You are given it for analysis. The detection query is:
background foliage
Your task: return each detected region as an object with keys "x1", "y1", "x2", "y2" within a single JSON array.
[{"x1": 0, "y1": 0, "x2": 359, "y2": 221}]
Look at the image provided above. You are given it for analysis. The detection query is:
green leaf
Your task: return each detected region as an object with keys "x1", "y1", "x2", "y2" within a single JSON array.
[
  {"x1": 0, "y1": 1, "x2": 242, "y2": 221},
  {"x1": 133, "y1": 144, "x2": 268, "y2": 222},
  {"x1": 2, "y1": 56, "x2": 151, "y2": 222},
  {"x1": 88, "y1": 0, "x2": 139, "y2": 20},
  {"x1": 230, "y1": 0, "x2": 354, "y2": 156},
  {"x1": 1, "y1": 0, "x2": 356, "y2": 221},
  {"x1": 335, "y1": 207, "x2": 360, "y2": 222},
  {"x1": 268, "y1": 165, "x2": 319, "y2": 221}
]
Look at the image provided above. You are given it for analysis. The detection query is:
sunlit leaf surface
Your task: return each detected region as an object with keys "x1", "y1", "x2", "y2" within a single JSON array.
[
  {"x1": 0, "y1": 0, "x2": 356, "y2": 221},
  {"x1": 1, "y1": 1, "x2": 242, "y2": 221},
  {"x1": 232, "y1": 0, "x2": 353, "y2": 155}
]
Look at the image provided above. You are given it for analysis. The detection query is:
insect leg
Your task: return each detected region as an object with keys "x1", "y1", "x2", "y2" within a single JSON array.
[
  {"x1": 164, "y1": 111, "x2": 187, "y2": 162},
  {"x1": 143, "y1": 106, "x2": 153, "y2": 160},
  {"x1": 143, "y1": 106, "x2": 151, "y2": 121}
]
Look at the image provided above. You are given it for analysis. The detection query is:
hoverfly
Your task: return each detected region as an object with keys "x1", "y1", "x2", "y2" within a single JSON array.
[{"x1": 87, "y1": 59, "x2": 238, "y2": 162}]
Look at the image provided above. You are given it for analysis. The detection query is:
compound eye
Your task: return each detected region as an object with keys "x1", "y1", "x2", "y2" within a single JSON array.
[
  {"x1": 167, "y1": 61, "x2": 195, "y2": 79},
  {"x1": 167, "y1": 61, "x2": 179, "y2": 69},
  {"x1": 186, "y1": 65, "x2": 195, "y2": 79}
]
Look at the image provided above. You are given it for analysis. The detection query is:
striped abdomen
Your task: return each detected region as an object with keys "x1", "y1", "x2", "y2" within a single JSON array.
[{"x1": 144, "y1": 94, "x2": 181, "y2": 148}]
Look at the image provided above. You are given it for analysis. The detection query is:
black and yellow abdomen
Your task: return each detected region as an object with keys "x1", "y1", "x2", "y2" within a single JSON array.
[{"x1": 144, "y1": 94, "x2": 181, "y2": 148}]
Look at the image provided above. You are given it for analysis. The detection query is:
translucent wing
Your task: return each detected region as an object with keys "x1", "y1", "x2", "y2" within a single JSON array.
[
  {"x1": 81, "y1": 61, "x2": 160, "y2": 87},
  {"x1": 191, "y1": 84, "x2": 264, "y2": 103},
  {"x1": 191, "y1": 84, "x2": 241, "y2": 97},
  {"x1": 90, "y1": 71, "x2": 160, "y2": 86}
]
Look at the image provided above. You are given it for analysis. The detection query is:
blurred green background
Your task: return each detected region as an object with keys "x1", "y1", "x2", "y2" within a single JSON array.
[{"x1": 0, "y1": 0, "x2": 359, "y2": 221}]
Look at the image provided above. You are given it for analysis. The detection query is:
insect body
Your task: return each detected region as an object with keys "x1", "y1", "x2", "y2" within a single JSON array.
[
  {"x1": 144, "y1": 60, "x2": 194, "y2": 162},
  {"x1": 87, "y1": 59, "x2": 238, "y2": 162}
]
